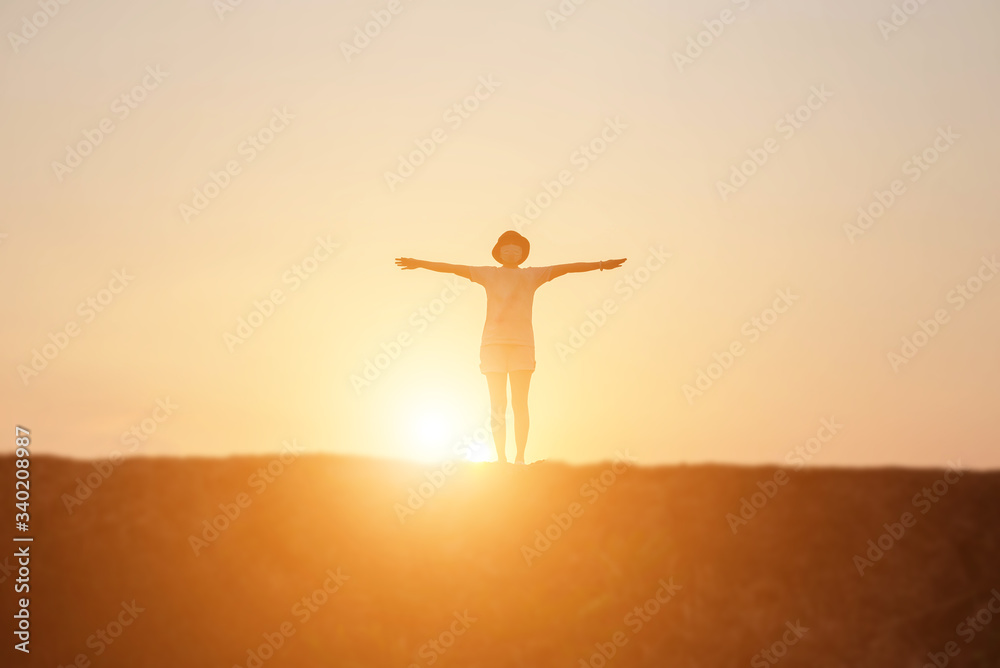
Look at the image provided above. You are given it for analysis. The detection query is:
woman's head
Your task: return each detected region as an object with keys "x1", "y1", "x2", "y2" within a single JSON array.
[
  {"x1": 492, "y1": 230, "x2": 529, "y2": 266},
  {"x1": 499, "y1": 244, "x2": 523, "y2": 265}
]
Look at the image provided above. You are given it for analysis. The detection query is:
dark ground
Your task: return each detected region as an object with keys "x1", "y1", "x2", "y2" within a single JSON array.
[{"x1": 1, "y1": 454, "x2": 998, "y2": 667}]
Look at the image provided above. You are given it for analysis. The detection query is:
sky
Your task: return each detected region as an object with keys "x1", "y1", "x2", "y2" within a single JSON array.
[{"x1": 2, "y1": 0, "x2": 998, "y2": 468}]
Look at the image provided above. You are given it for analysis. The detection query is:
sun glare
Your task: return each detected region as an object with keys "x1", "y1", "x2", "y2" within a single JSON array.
[
  {"x1": 415, "y1": 412, "x2": 450, "y2": 447},
  {"x1": 398, "y1": 393, "x2": 499, "y2": 462},
  {"x1": 402, "y1": 399, "x2": 459, "y2": 461}
]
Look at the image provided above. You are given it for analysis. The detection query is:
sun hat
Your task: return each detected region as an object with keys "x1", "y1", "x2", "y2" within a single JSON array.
[{"x1": 492, "y1": 230, "x2": 529, "y2": 264}]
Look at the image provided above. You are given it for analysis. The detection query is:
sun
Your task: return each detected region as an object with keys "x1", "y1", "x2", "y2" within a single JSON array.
[
  {"x1": 390, "y1": 378, "x2": 493, "y2": 462},
  {"x1": 402, "y1": 399, "x2": 495, "y2": 462},
  {"x1": 415, "y1": 412, "x2": 451, "y2": 448},
  {"x1": 401, "y1": 399, "x2": 461, "y2": 461}
]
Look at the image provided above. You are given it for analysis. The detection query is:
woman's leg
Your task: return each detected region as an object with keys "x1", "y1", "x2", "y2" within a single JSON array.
[
  {"x1": 484, "y1": 371, "x2": 508, "y2": 462},
  {"x1": 509, "y1": 370, "x2": 532, "y2": 463}
]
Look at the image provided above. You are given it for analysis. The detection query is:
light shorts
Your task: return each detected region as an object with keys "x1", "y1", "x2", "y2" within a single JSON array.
[{"x1": 480, "y1": 344, "x2": 536, "y2": 374}]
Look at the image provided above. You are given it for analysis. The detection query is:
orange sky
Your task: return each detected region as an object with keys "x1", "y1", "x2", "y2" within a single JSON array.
[{"x1": 2, "y1": 0, "x2": 998, "y2": 468}]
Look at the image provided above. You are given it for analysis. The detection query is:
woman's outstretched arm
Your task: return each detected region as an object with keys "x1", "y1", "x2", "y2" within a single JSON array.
[
  {"x1": 549, "y1": 258, "x2": 626, "y2": 281},
  {"x1": 395, "y1": 258, "x2": 472, "y2": 280}
]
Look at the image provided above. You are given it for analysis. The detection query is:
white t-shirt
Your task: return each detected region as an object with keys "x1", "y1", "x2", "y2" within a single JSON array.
[{"x1": 469, "y1": 265, "x2": 553, "y2": 347}]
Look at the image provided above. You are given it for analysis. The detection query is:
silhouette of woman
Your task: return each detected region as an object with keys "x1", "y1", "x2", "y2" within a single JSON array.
[{"x1": 396, "y1": 230, "x2": 626, "y2": 464}]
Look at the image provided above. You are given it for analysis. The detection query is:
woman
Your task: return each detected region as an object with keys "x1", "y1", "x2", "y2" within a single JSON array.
[{"x1": 396, "y1": 230, "x2": 626, "y2": 464}]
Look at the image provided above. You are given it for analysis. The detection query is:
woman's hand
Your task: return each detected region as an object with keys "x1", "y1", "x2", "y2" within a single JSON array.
[
  {"x1": 601, "y1": 258, "x2": 627, "y2": 270},
  {"x1": 395, "y1": 257, "x2": 422, "y2": 270}
]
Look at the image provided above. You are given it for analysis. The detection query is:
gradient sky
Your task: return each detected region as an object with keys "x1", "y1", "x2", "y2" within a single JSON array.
[{"x1": 2, "y1": 0, "x2": 998, "y2": 468}]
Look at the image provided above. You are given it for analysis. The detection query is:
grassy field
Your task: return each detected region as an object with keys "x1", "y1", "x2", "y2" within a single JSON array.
[{"x1": 2, "y1": 454, "x2": 999, "y2": 667}]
